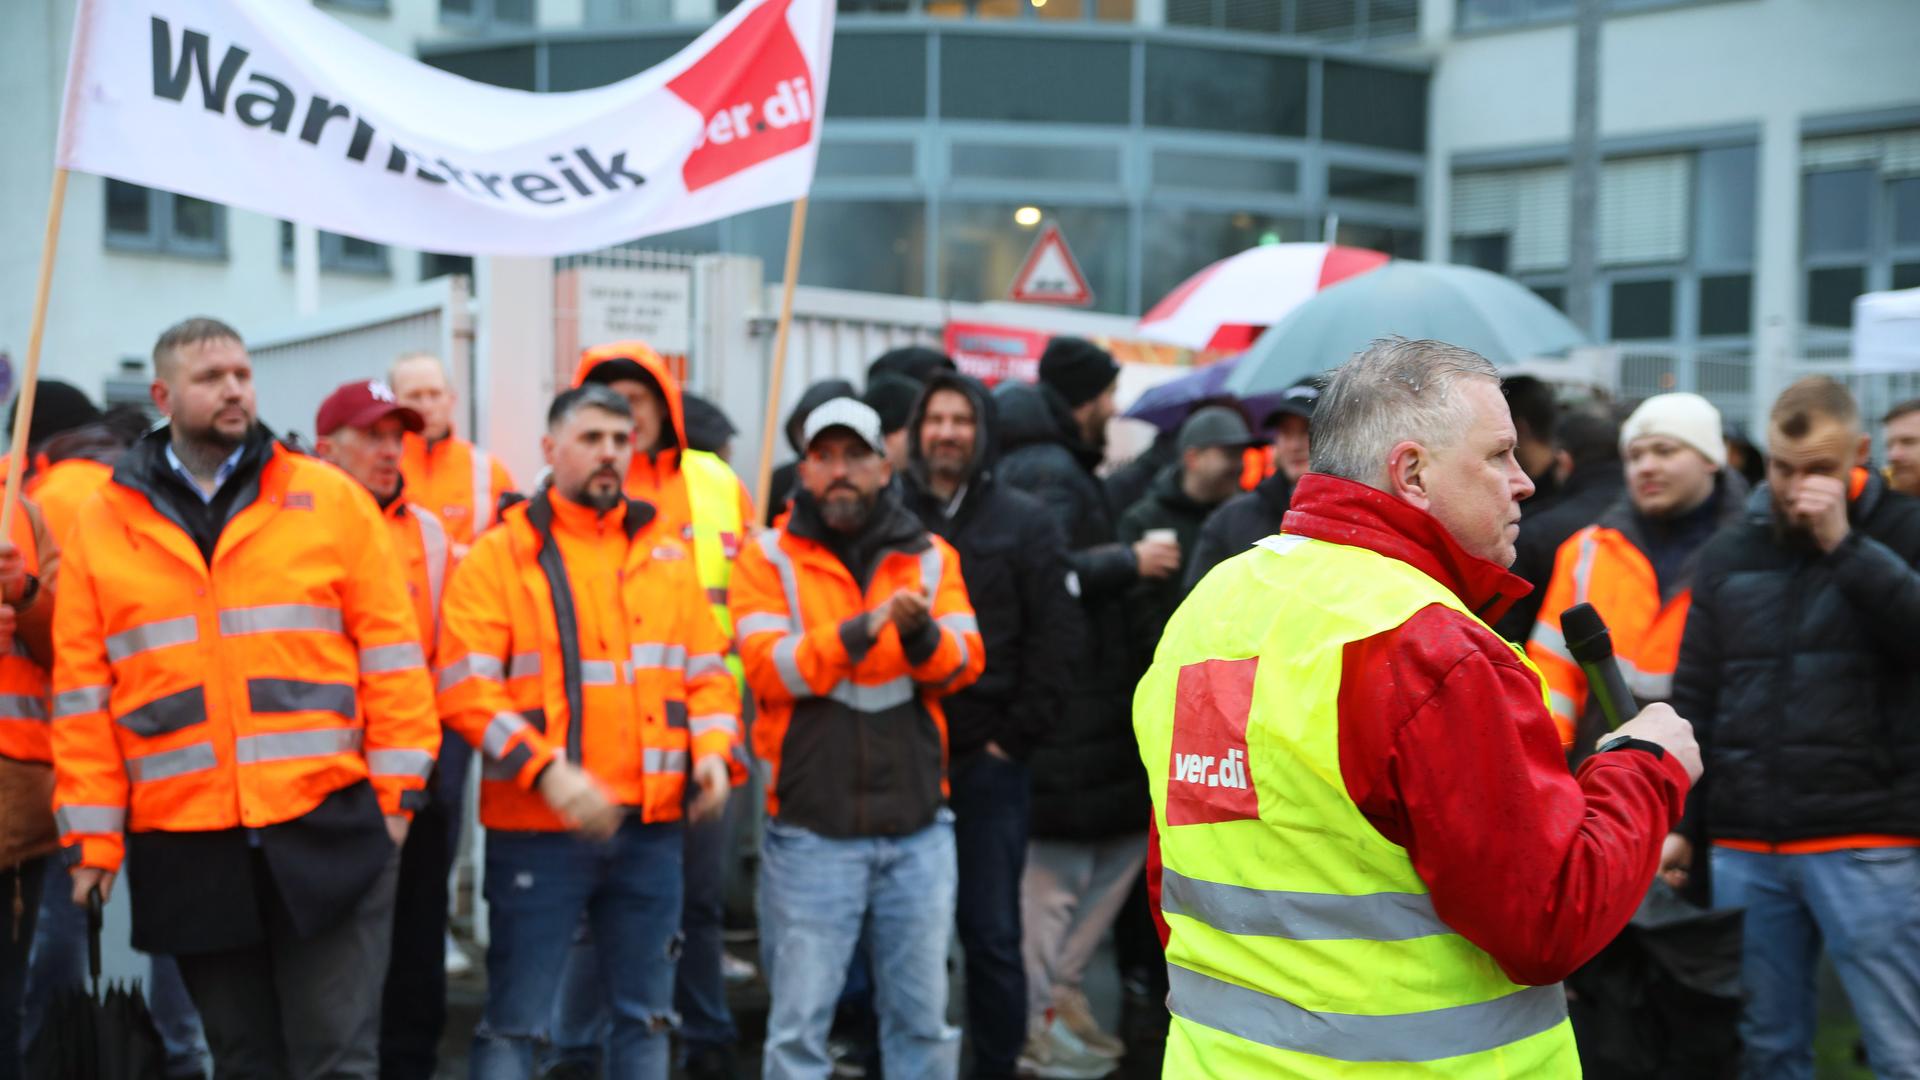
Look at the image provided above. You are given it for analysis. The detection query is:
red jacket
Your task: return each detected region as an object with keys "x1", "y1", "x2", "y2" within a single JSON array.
[{"x1": 1149, "y1": 475, "x2": 1693, "y2": 986}]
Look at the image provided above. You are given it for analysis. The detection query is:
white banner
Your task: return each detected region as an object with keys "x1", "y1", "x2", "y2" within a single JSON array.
[{"x1": 57, "y1": 0, "x2": 834, "y2": 256}]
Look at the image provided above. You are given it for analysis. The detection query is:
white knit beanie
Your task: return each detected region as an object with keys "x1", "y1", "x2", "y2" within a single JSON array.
[{"x1": 1619, "y1": 393, "x2": 1726, "y2": 467}]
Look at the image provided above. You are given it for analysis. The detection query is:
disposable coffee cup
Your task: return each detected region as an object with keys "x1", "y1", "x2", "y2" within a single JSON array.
[{"x1": 1145, "y1": 528, "x2": 1178, "y2": 546}]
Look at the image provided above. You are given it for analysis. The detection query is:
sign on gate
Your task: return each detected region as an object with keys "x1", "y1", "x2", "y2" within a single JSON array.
[{"x1": 576, "y1": 267, "x2": 695, "y2": 358}]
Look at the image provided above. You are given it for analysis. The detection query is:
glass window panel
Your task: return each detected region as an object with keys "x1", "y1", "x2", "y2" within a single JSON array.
[
  {"x1": 950, "y1": 143, "x2": 1119, "y2": 183},
  {"x1": 1095, "y1": 0, "x2": 1135, "y2": 20},
  {"x1": 1321, "y1": 62, "x2": 1427, "y2": 152},
  {"x1": 974, "y1": 0, "x2": 1025, "y2": 17},
  {"x1": 337, "y1": 234, "x2": 386, "y2": 264},
  {"x1": 170, "y1": 197, "x2": 219, "y2": 244},
  {"x1": 106, "y1": 181, "x2": 151, "y2": 237},
  {"x1": 1698, "y1": 273, "x2": 1752, "y2": 338},
  {"x1": 1452, "y1": 234, "x2": 1508, "y2": 274},
  {"x1": 1806, "y1": 266, "x2": 1865, "y2": 328},
  {"x1": 942, "y1": 203, "x2": 1129, "y2": 314},
  {"x1": 826, "y1": 34, "x2": 926, "y2": 119},
  {"x1": 1224, "y1": 0, "x2": 1286, "y2": 32},
  {"x1": 1802, "y1": 169, "x2": 1873, "y2": 256},
  {"x1": 1165, "y1": 0, "x2": 1215, "y2": 24},
  {"x1": 1153, "y1": 152, "x2": 1297, "y2": 194},
  {"x1": 422, "y1": 253, "x2": 475, "y2": 280},
  {"x1": 1297, "y1": 0, "x2": 1357, "y2": 36},
  {"x1": 1142, "y1": 209, "x2": 1307, "y2": 313},
  {"x1": 735, "y1": 201, "x2": 925, "y2": 295},
  {"x1": 1335, "y1": 222, "x2": 1422, "y2": 259},
  {"x1": 816, "y1": 141, "x2": 916, "y2": 178},
  {"x1": 841, "y1": 0, "x2": 911, "y2": 10},
  {"x1": 1530, "y1": 284, "x2": 1565, "y2": 312},
  {"x1": 1893, "y1": 178, "x2": 1920, "y2": 248},
  {"x1": 494, "y1": 0, "x2": 534, "y2": 21},
  {"x1": 1367, "y1": 0, "x2": 1419, "y2": 35},
  {"x1": 424, "y1": 46, "x2": 536, "y2": 90},
  {"x1": 1609, "y1": 279, "x2": 1674, "y2": 341},
  {"x1": 1033, "y1": 0, "x2": 1085, "y2": 18},
  {"x1": 548, "y1": 37, "x2": 697, "y2": 91},
  {"x1": 941, "y1": 37, "x2": 1130, "y2": 125},
  {"x1": 441, "y1": 0, "x2": 475, "y2": 14},
  {"x1": 1896, "y1": 262, "x2": 1920, "y2": 291},
  {"x1": 1327, "y1": 167, "x2": 1419, "y2": 206},
  {"x1": 1694, "y1": 144, "x2": 1756, "y2": 266},
  {"x1": 1144, "y1": 46, "x2": 1307, "y2": 136}
]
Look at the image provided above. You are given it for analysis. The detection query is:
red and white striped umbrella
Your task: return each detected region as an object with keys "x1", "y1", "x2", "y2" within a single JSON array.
[{"x1": 1138, "y1": 243, "x2": 1391, "y2": 352}]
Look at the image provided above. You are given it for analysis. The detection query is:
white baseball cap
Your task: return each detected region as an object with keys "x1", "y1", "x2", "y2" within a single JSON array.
[{"x1": 801, "y1": 397, "x2": 887, "y2": 455}]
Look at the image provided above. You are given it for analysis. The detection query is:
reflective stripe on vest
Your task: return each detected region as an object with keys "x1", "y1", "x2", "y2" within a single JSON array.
[
  {"x1": 472, "y1": 447, "x2": 496, "y2": 532},
  {"x1": 1136, "y1": 533, "x2": 1577, "y2": 1076},
  {"x1": 415, "y1": 506, "x2": 449, "y2": 616},
  {"x1": 750, "y1": 529, "x2": 932, "y2": 712},
  {"x1": 682, "y1": 450, "x2": 742, "y2": 636}
]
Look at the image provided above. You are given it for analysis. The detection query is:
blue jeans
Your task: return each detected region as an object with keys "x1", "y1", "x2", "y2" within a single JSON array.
[
  {"x1": 471, "y1": 818, "x2": 684, "y2": 1080},
  {"x1": 951, "y1": 751, "x2": 1030, "y2": 1078},
  {"x1": 1712, "y1": 845, "x2": 1920, "y2": 1080},
  {"x1": 759, "y1": 812, "x2": 959, "y2": 1080}
]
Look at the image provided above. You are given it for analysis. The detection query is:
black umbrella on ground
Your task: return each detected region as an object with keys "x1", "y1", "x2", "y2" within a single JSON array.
[
  {"x1": 1568, "y1": 881, "x2": 1743, "y2": 1079},
  {"x1": 25, "y1": 889, "x2": 167, "y2": 1079}
]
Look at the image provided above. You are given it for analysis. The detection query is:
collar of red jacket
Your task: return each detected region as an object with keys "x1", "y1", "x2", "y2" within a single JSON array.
[{"x1": 1281, "y1": 473, "x2": 1533, "y2": 625}]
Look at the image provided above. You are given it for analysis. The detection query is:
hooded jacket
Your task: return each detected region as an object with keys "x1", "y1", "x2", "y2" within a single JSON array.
[
  {"x1": 1674, "y1": 470, "x2": 1920, "y2": 846},
  {"x1": 993, "y1": 381, "x2": 1149, "y2": 837},
  {"x1": 766, "y1": 378, "x2": 858, "y2": 526},
  {"x1": 1117, "y1": 465, "x2": 1232, "y2": 678},
  {"x1": 1181, "y1": 468, "x2": 1295, "y2": 596},
  {"x1": 899, "y1": 373, "x2": 1079, "y2": 762}
]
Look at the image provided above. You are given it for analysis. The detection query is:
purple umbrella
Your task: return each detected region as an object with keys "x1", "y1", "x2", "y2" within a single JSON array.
[{"x1": 1123, "y1": 354, "x2": 1288, "y2": 434}]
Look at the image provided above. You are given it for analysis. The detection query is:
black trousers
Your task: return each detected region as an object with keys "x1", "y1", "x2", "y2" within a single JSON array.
[{"x1": 377, "y1": 794, "x2": 456, "y2": 1080}]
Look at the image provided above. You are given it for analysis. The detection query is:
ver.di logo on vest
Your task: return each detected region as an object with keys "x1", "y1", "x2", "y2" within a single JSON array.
[{"x1": 1166, "y1": 657, "x2": 1260, "y2": 826}]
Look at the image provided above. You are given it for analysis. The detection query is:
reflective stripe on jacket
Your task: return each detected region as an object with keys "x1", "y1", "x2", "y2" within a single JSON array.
[
  {"x1": 0, "y1": 500, "x2": 53, "y2": 766},
  {"x1": 385, "y1": 500, "x2": 451, "y2": 665},
  {"x1": 51, "y1": 444, "x2": 440, "y2": 873},
  {"x1": 1134, "y1": 532, "x2": 1578, "y2": 1077},
  {"x1": 399, "y1": 433, "x2": 515, "y2": 554},
  {"x1": 730, "y1": 501, "x2": 984, "y2": 837},
  {"x1": 435, "y1": 490, "x2": 740, "y2": 831}
]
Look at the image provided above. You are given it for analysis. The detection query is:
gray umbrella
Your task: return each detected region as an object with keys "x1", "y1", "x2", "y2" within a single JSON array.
[{"x1": 1224, "y1": 261, "x2": 1590, "y2": 396}]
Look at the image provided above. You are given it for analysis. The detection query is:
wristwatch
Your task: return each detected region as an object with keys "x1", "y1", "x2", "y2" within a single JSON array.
[
  {"x1": 8, "y1": 573, "x2": 39, "y2": 610},
  {"x1": 1596, "y1": 733, "x2": 1665, "y2": 760}
]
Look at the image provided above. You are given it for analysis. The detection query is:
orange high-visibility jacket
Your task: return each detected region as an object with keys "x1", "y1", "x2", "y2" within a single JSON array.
[
  {"x1": 383, "y1": 498, "x2": 452, "y2": 665},
  {"x1": 28, "y1": 458, "x2": 113, "y2": 544},
  {"x1": 1528, "y1": 514, "x2": 1699, "y2": 748},
  {"x1": 435, "y1": 490, "x2": 740, "y2": 831},
  {"x1": 0, "y1": 499, "x2": 58, "y2": 767},
  {"x1": 51, "y1": 443, "x2": 441, "y2": 873},
  {"x1": 400, "y1": 433, "x2": 516, "y2": 556},
  {"x1": 730, "y1": 504, "x2": 984, "y2": 836}
]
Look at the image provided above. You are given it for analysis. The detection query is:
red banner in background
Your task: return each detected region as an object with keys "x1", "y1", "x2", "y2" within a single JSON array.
[{"x1": 944, "y1": 322, "x2": 1051, "y2": 387}]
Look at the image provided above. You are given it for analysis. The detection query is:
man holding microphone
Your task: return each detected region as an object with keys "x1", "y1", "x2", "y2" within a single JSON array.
[{"x1": 1135, "y1": 337, "x2": 1699, "y2": 1076}]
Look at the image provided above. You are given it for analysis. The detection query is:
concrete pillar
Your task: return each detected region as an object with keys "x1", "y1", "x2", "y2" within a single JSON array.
[
  {"x1": 1751, "y1": 110, "x2": 1801, "y2": 430},
  {"x1": 472, "y1": 256, "x2": 556, "y2": 487}
]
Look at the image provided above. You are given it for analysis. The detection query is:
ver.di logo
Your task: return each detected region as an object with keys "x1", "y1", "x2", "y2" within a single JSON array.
[{"x1": 668, "y1": 0, "x2": 816, "y2": 193}]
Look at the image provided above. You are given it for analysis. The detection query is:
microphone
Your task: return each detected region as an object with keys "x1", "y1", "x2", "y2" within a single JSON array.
[{"x1": 1561, "y1": 603, "x2": 1639, "y2": 732}]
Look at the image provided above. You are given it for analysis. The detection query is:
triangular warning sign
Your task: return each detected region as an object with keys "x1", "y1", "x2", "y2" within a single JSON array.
[{"x1": 1009, "y1": 224, "x2": 1094, "y2": 307}]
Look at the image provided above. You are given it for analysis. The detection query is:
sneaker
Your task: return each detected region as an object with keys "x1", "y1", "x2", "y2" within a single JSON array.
[
  {"x1": 826, "y1": 1037, "x2": 869, "y2": 1078},
  {"x1": 444, "y1": 932, "x2": 473, "y2": 977},
  {"x1": 1053, "y1": 986, "x2": 1126, "y2": 1060},
  {"x1": 722, "y1": 952, "x2": 759, "y2": 983},
  {"x1": 1016, "y1": 1018, "x2": 1115, "y2": 1079}
]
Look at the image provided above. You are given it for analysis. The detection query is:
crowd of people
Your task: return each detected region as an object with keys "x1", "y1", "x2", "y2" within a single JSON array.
[{"x1": 0, "y1": 315, "x2": 1916, "y2": 1080}]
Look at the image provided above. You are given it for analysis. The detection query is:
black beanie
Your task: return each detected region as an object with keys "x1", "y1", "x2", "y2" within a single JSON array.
[
  {"x1": 10, "y1": 380, "x2": 103, "y2": 444},
  {"x1": 1038, "y1": 337, "x2": 1119, "y2": 408},
  {"x1": 868, "y1": 346, "x2": 955, "y2": 387},
  {"x1": 863, "y1": 374, "x2": 922, "y2": 435}
]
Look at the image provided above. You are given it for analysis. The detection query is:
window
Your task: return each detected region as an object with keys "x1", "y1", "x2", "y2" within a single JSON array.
[
  {"x1": 421, "y1": 253, "x2": 475, "y2": 281},
  {"x1": 1164, "y1": 0, "x2": 1415, "y2": 38},
  {"x1": 817, "y1": 141, "x2": 917, "y2": 179},
  {"x1": 1695, "y1": 144, "x2": 1756, "y2": 266},
  {"x1": 584, "y1": 0, "x2": 677, "y2": 23},
  {"x1": 1806, "y1": 266, "x2": 1865, "y2": 328},
  {"x1": 1321, "y1": 62, "x2": 1426, "y2": 153},
  {"x1": 1453, "y1": 234, "x2": 1509, "y2": 274},
  {"x1": 1802, "y1": 169, "x2": 1874, "y2": 256},
  {"x1": 1530, "y1": 284, "x2": 1566, "y2": 312},
  {"x1": 1335, "y1": 222, "x2": 1422, "y2": 259},
  {"x1": 950, "y1": 143, "x2": 1120, "y2": 184},
  {"x1": 279, "y1": 222, "x2": 391, "y2": 275},
  {"x1": 1145, "y1": 47, "x2": 1307, "y2": 137},
  {"x1": 104, "y1": 181, "x2": 226, "y2": 258},
  {"x1": 1450, "y1": 167, "x2": 1568, "y2": 272},
  {"x1": 736, "y1": 201, "x2": 926, "y2": 295},
  {"x1": 1142, "y1": 210, "x2": 1308, "y2": 309},
  {"x1": 1328, "y1": 167, "x2": 1419, "y2": 207},
  {"x1": 940, "y1": 37, "x2": 1130, "y2": 125},
  {"x1": 1609, "y1": 279, "x2": 1674, "y2": 340},
  {"x1": 941, "y1": 203, "x2": 1129, "y2": 313},
  {"x1": 548, "y1": 36, "x2": 696, "y2": 91},
  {"x1": 442, "y1": 0, "x2": 532, "y2": 27},
  {"x1": 1893, "y1": 178, "x2": 1920, "y2": 248},
  {"x1": 1698, "y1": 274, "x2": 1752, "y2": 337},
  {"x1": 825, "y1": 34, "x2": 926, "y2": 119},
  {"x1": 423, "y1": 45, "x2": 536, "y2": 90},
  {"x1": 1599, "y1": 154, "x2": 1690, "y2": 266},
  {"x1": 1895, "y1": 263, "x2": 1920, "y2": 290},
  {"x1": 1153, "y1": 152, "x2": 1297, "y2": 194}
]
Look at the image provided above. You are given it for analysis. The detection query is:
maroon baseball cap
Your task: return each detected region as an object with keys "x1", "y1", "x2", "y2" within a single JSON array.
[{"x1": 314, "y1": 380, "x2": 424, "y2": 437}]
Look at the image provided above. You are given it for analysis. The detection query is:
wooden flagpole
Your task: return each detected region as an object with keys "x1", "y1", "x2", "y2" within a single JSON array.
[
  {"x1": 753, "y1": 196, "x2": 810, "y2": 519},
  {"x1": 0, "y1": 167, "x2": 72, "y2": 541}
]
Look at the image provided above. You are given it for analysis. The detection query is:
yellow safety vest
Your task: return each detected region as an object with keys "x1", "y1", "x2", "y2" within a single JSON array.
[
  {"x1": 682, "y1": 449, "x2": 746, "y2": 694},
  {"x1": 1134, "y1": 533, "x2": 1579, "y2": 1078}
]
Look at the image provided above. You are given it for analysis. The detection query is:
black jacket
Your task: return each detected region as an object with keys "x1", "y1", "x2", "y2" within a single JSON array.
[
  {"x1": 1104, "y1": 429, "x2": 1177, "y2": 519},
  {"x1": 1673, "y1": 472, "x2": 1920, "y2": 843},
  {"x1": 765, "y1": 378, "x2": 857, "y2": 526},
  {"x1": 1497, "y1": 459, "x2": 1628, "y2": 642},
  {"x1": 113, "y1": 427, "x2": 394, "y2": 954},
  {"x1": 900, "y1": 374, "x2": 1079, "y2": 763},
  {"x1": 1116, "y1": 465, "x2": 1227, "y2": 676},
  {"x1": 994, "y1": 381, "x2": 1150, "y2": 838},
  {"x1": 1182, "y1": 469, "x2": 1294, "y2": 595}
]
